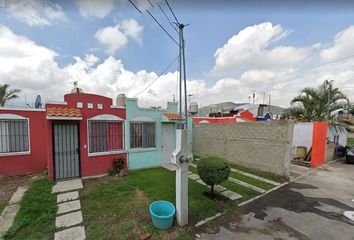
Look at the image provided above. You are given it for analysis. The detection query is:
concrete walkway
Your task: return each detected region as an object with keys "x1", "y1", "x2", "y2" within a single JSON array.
[
  {"x1": 52, "y1": 179, "x2": 86, "y2": 240},
  {"x1": 0, "y1": 186, "x2": 28, "y2": 239},
  {"x1": 198, "y1": 161, "x2": 354, "y2": 240},
  {"x1": 188, "y1": 172, "x2": 243, "y2": 201}
]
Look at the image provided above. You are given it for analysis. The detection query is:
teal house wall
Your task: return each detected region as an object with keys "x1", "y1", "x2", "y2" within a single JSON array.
[{"x1": 125, "y1": 98, "x2": 179, "y2": 170}]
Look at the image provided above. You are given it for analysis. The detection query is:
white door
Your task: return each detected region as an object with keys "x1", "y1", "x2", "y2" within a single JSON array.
[{"x1": 161, "y1": 124, "x2": 175, "y2": 165}]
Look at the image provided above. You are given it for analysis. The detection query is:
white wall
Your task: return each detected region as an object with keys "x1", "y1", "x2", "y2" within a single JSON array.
[
  {"x1": 292, "y1": 122, "x2": 314, "y2": 155},
  {"x1": 328, "y1": 125, "x2": 348, "y2": 147}
]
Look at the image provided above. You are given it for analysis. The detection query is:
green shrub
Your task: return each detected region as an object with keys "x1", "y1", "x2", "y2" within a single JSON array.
[{"x1": 197, "y1": 155, "x2": 230, "y2": 197}]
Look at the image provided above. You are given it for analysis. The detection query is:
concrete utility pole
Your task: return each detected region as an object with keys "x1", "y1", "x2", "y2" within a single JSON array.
[{"x1": 172, "y1": 23, "x2": 192, "y2": 227}]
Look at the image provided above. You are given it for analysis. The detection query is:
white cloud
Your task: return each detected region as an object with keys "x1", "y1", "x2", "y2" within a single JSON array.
[
  {"x1": 75, "y1": 0, "x2": 114, "y2": 18},
  {"x1": 320, "y1": 25, "x2": 354, "y2": 61},
  {"x1": 6, "y1": 0, "x2": 67, "y2": 27},
  {"x1": 95, "y1": 26, "x2": 128, "y2": 55},
  {"x1": 213, "y1": 22, "x2": 311, "y2": 75},
  {"x1": 121, "y1": 19, "x2": 144, "y2": 44},
  {"x1": 1, "y1": 23, "x2": 354, "y2": 110},
  {"x1": 95, "y1": 19, "x2": 143, "y2": 54}
]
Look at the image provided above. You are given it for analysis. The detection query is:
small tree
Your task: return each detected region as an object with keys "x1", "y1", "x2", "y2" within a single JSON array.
[
  {"x1": 0, "y1": 84, "x2": 21, "y2": 107},
  {"x1": 197, "y1": 155, "x2": 230, "y2": 197}
]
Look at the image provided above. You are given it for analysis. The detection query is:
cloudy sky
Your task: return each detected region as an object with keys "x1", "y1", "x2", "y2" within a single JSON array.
[{"x1": 0, "y1": 0, "x2": 354, "y2": 108}]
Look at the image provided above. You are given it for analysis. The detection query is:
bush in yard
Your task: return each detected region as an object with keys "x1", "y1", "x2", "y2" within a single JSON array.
[{"x1": 197, "y1": 155, "x2": 230, "y2": 197}]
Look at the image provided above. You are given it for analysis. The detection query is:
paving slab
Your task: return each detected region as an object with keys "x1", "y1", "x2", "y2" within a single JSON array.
[
  {"x1": 55, "y1": 211, "x2": 83, "y2": 228},
  {"x1": 54, "y1": 226, "x2": 86, "y2": 240},
  {"x1": 162, "y1": 164, "x2": 177, "y2": 171},
  {"x1": 52, "y1": 179, "x2": 83, "y2": 193},
  {"x1": 228, "y1": 177, "x2": 266, "y2": 193},
  {"x1": 221, "y1": 190, "x2": 242, "y2": 201},
  {"x1": 57, "y1": 191, "x2": 79, "y2": 203},
  {"x1": 57, "y1": 200, "x2": 81, "y2": 215},
  {"x1": 0, "y1": 204, "x2": 20, "y2": 236},
  {"x1": 230, "y1": 168, "x2": 280, "y2": 186},
  {"x1": 213, "y1": 185, "x2": 227, "y2": 193},
  {"x1": 188, "y1": 174, "x2": 200, "y2": 180},
  {"x1": 9, "y1": 186, "x2": 28, "y2": 205},
  {"x1": 196, "y1": 179, "x2": 207, "y2": 186}
]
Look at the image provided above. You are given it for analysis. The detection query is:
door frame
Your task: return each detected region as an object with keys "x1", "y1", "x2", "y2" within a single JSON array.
[
  {"x1": 161, "y1": 123, "x2": 176, "y2": 165},
  {"x1": 52, "y1": 121, "x2": 81, "y2": 181}
]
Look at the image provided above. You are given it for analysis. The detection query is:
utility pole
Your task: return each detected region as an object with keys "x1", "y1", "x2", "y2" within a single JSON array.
[
  {"x1": 327, "y1": 91, "x2": 330, "y2": 120},
  {"x1": 172, "y1": 22, "x2": 192, "y2": 228},
  {"x1": 263, "y1": 91, "x2": 265, "y2": 104},
  {"x1": 268, "y1": 94, "x2": 271, "y2": 115}
]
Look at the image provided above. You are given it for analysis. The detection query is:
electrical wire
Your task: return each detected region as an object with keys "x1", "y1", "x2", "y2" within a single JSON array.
[
  {"x1": 128, "y1": 0, "x2": 142, "y2": 14},
  {"x1": 164, "y1": 0, "x2": 179, "y2": 24},
  {"x1": 145, "y1": 9, "x2": 179, "y2": 46},
  {"x1": 157, "y1": 2, "x2": 179, "y2": 34},
  {"x1": 134, "y1": 55, "x2": 180, "y2": 97},
  {"x1": 128, "y1": 0, "x2": 179, "y2": 46},
  {"x1": 147, "y1": 0, "x2": 154, "y2": 8}
]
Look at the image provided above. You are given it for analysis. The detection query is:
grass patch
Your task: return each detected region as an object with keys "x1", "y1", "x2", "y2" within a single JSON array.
[
  {"x1": 229, "y1": 163, "x2": 286, "y2": 183},
  {"x1": 348, "y1": 138, "x2": 354, "y2": 148},
  {"x1": 4, "y1": 177, "x2": 56, "y2": 240},
  {"x1": 189, "y1": 166, "x2": 260, "y2": 202},
  {"x1": 81, "y1": 168, "x2": 236, "y2": 240},
  {"x1": 0, "y1": 199, "x2": 7, "y2": 214},
  {"x1": 190, "y1": 165, "x2": 274, "y2": 190}
]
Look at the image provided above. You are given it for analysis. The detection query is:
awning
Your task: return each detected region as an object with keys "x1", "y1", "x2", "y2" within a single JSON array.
[{"x1": 47, "y1": 107, "x2": 82, "y2": 120}]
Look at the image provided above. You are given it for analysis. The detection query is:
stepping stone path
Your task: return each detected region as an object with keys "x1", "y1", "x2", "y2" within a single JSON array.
[
  {"x1": 188, "y1": 170, "x2": 242, "y2": 201},
  {"x1": 53, "y1": 179, "x2": 86, "y2": 240},
  {"x1": 189, "y1": 161, "x2": 281, "y2": 202},
  {"x1": 0, "y1": 186, "x2": 28, "y2": 238}
]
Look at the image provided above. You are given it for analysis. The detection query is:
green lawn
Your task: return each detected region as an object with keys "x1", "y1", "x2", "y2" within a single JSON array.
[
  {"x1": 229, "y1": 163, "x2": 286, "y2": 183},
  {"x1": 0, "y1": 199, "x2": 7, "y2": 214},
  {"x1": 348, "y1": 138, "x2": 354, "y2": 148},
  {"x1": 81, "y1": 168, "x2": 236, "y2": 240},
  {"x1": 190, "y1": 165, "x2": 274, "y2": 190},
  {"x1": 4, "y1": 177, "x2": 56, "y2": 240}
]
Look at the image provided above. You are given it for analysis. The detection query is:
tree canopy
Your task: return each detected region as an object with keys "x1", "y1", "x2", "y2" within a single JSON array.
[
  {"x1": 0, "y1": 84, "x2": 21, "y2": 107},
  {"x1": 288, "y1": 80, "x2": 349, "y2": 121}
]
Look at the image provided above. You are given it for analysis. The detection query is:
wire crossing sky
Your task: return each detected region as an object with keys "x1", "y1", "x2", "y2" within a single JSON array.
[{"x1": 0, "y1": 0, "x2": 354, "y2": 108}]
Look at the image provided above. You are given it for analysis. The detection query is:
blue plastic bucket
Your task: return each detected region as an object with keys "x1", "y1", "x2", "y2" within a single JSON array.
[{"x1": 149, "y1": 200, "x2": 176, "y2": 230}]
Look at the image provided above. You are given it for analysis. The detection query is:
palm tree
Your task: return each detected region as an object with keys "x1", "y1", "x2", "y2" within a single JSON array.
[
  {"x1": 290, "y1": 80, "x2": 349, "y2": 121},
  {"x1": 0, "y1": 84, "x2": 21, "y2": 107}
]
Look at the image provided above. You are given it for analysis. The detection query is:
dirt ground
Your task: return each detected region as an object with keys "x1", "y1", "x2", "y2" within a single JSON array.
[{"x1": 0, "y1": 174, "x2": 41, "y2": 205}]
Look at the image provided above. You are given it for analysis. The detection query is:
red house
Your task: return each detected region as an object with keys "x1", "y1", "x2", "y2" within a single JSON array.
[{"x1": 0, "y1": 93, "x2": 127, "y2": 180}]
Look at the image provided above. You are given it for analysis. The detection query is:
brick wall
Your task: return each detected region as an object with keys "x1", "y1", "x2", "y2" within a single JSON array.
[{"x1": 193, "y1": 121, "x2": 294, "y2": 176}]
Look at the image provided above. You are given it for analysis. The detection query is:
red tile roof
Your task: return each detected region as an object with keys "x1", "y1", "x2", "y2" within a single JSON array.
[
  {"x1": 163, "y1": 113, "x2": 183, "y2": 121},
  {"x1": 47, "y1": 107, "x2": 82, "y2": 118}
]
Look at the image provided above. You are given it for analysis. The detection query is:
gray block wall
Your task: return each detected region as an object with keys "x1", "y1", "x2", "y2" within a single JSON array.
[{"x1": 192, "y1": 122, "x2": 294, "y2": 177}]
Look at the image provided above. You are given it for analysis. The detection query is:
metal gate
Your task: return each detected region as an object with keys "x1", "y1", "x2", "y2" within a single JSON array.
[{"x1": 53, "y1": 122, "x2": 80, "y2": 180}]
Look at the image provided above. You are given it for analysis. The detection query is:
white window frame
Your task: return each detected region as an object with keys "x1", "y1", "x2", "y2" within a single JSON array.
[
  {"x1": 0, "y1": 114, "x2": 31, "y2": 156},
  {"x1": 129, "y1": 120, "x2": 157, "y2": 150},
  {"x1": 87, "y1": 114, "x2": 125, "y2": 157}
]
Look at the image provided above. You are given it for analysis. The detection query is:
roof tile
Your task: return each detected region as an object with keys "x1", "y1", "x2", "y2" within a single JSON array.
[
  {"x1": 47, "y1": 107, "x2": 82, "y2": 118},
  {"x1": 163, "y1": 113, "x2": 183, "y2": 121}
]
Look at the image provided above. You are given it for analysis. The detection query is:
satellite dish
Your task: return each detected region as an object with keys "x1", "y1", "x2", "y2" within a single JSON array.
[{"x1": 34, "y1": 95, "x2": 42, "y2": 108}]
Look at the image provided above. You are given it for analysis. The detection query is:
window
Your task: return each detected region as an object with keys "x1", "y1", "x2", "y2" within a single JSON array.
[
  {"x1": 88, "y1": 120, "x2": 123, "y2": 154},
  {"x1": 130, "y1": 122, "x2": 156, "y2": 148},
  {"x1": 0, "y1": 119, "x2": 29, "y2": 154}
]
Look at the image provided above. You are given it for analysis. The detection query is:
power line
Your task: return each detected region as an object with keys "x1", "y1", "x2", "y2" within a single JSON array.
[
  {"x1": 147, "y1": 0, "x2": 154, "y2": 8},
  {"x1": 165, "y1": 0, "x2": 179, "y2": 24},
  {"x1": 157, "y1": 2, "x2": 179, "y2": 34},
  {"x1": 128, "y1": 0, "x2": 142, "y2": 14},
  {"x1": 134, "y1": 55, "x2": 179, "y2": 97},
  {"x1": 145, "y1": 9, "x2": 179, "y2": 46},
  {"x1": 128, "y1": 0, "x2": 179, "y2": 46}
]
